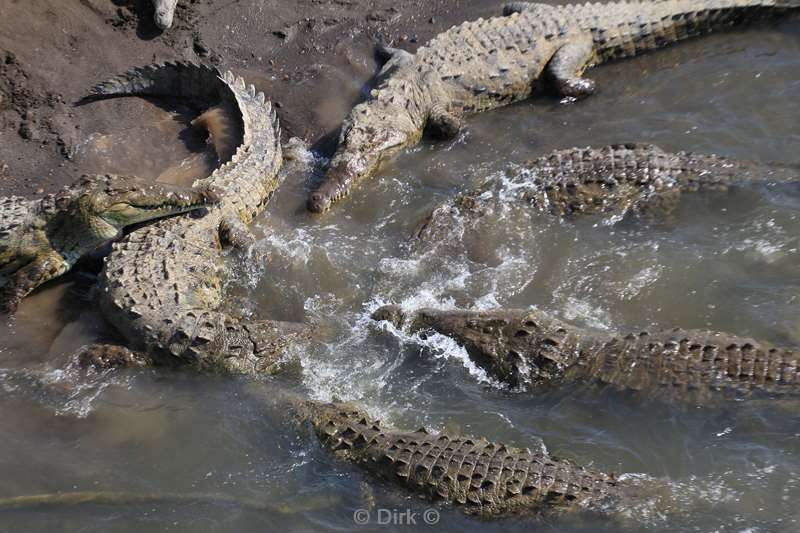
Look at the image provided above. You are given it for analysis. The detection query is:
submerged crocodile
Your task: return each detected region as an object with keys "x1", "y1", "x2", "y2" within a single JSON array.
[
  {"x1": 307, "y1": 0, "x2": 800, "y2": 213},
  {"x1": 288, "y1": 397, "x2": 639, "y2": 519},
  {"x1": 0, "y1": 175, "x2": 216, "y2": 313},
  {"x1": 73, "y1": 62, "x2": 308, "y2": 374},
  {"x1": 152, "y1": 0, "x2": 179, "y2": 30},
  {"x1": 0, "y1": 366, "x2": 647, "y2": 521},
  {"x1": 372, "y1": 305, "x2": 800, "y2": 402},
  {"x1": 415, "y1": 143, "x2": 799, "y2": 242}
]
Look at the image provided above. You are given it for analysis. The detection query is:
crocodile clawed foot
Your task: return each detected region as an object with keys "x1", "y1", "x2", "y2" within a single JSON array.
[
  {"x1": 558, "y1": 78, "x2": 596, "y2": 101},
  {"x1": 427, "y1": 103, "x2": 463, "y2": 140},
  {"x1": 74, "y1": 344, "x2": 153, "y2": 370},
  {"x1": 219, "y1": 217, "x2": 257, "y2": 250}
]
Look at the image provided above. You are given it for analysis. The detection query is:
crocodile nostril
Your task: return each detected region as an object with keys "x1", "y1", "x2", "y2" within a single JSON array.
[{"x1": 308, "y1": 193, "x2": 329, "y2": 213}]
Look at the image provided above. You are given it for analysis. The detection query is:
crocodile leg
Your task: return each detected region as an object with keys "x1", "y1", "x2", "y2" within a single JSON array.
[
  {"x1": 375, "y1": 44, "x2": 415, "y2": 79},
  {"x1": 0, "y1": 251, "x2": 69, "y2": 313},
  {"x1": 545, "y1": 34, "x2": 597, "y2": 99},
  {"x1": 502, "y1": 2, "x2": 535, "y2": 16},
  {"x1": 426, "y1": 103, "x2": 463, "y2": 140},
  {"x1": 634, "y1": 187, "x2": 683, "y2": 224},
  {"x1": 219, "y1": 216, "x2": 256, "y2": 250},
  {"x1": 75, "y1": 344, "x2": 154, "y2": 370}
]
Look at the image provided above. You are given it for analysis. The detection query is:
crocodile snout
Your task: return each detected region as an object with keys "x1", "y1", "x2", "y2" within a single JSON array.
[
  {"x1": 371, "y1": 305, "x2": 407, "y2": 328},
  {"x1": 307, "y1": 192, "x2": 331, "y2": 213}
]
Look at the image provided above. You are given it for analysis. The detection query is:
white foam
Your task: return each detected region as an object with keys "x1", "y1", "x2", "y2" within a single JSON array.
[
  {"x1": 367, "y1": 298, "x2": 501, "y2": 388},
  {"x1": 261, "y1": 227, "x2": 314, "y2": 266},
  {"x1": 562, "y1": 296, "x2": 613, "y2": 331},
  {"x1": 0, "y1": 366, "x2": 125, "y2": 419}
]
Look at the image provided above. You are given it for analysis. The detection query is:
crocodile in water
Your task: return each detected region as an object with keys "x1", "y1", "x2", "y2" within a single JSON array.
[
  {"x1": 307, "y1": 0, "x2": 800, "y2": 213},
  {"x1": 415, "y1": 143, "x2": 799, "y2": 242},
  {"x1": 372, "y1": 305, "x2": 799, "y2": 403},
  {"x1": 288, "y1": 396, "x2": 637, "y2": 519},
  {"x1": 74, "y1": 63, "x2": 309, "y2": 374}
]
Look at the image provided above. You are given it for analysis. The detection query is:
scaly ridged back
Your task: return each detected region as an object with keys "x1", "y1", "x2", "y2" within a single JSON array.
[
  {"x1": 558, "y1": 0, "x2": 796, "y2": 62},
  {"x1": 414, "y1": 142, "x2": 785, "y2": 243},
  {"x1": 92, "y1": 64, "x2": 293, "y2": 371},
  {"x1": 583, "y1": 328, "x2": 800, "y2": 398},
  {"x1": 309, "y1": 402, "x2": 623, "y2": 515},
  {"x1": 392, "y1": 308, "x2": 800, "y2": 401},
  {"x1": 413, "y1": 0, "x2": 797, "y2": 110},
  {"x1": 195, "y1": 71, "x2": 282, "y2": 225}
]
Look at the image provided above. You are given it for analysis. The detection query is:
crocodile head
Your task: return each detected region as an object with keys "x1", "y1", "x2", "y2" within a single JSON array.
[
  {"x1": 0, "y1": 175, "x2": 217, "y2": 312},
  {"x1": 74, "y1": 174, "x2": 218, "y2": 240},
  {"x1": 371, "y1": 304, "x2": 445, "y2": 333},
  {"x1": 371, "y1": 304, "x2": 407, "y2": 328},
  {"x1": 307, "y1": 109, "x2": 420, "y2": 213},
  {"x1": 152, "y1": 0, "x2": 178, "y2": 30},
  {"x1": 371, "y1": 306, "x2": 580, "y2": 388}
]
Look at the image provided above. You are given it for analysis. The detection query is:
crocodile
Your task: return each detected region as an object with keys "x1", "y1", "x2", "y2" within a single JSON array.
[
  {"x1": 288, "y1": 396, "x2": 634, "y2": 518},
  {"x1": 0, "y1": 175, "x2": 216, "y2": 313},
  {"x1": 152, "y1": 0, "x2": 179, "y2": 30},
  {"x1": 73, "y1": 62, "x2": 309, "y2": 374},
  {"x1": 0, "y1": 365, "x2": 645, "y2": 521},
  {"x1": 372, "y1": 305, "x2": 800, "y2": 403},
  {"x1": 307, "y1": 0, "x2": 800, "y2": 213},
  {"x1": 415, "y1": 143, "x2": 799, "y2": 242}
]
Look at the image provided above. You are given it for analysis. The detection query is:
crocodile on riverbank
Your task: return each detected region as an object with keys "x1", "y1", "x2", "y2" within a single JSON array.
[
  {"x1": 372, "y1": 305, "x2": 800, "y2": 403},
  {"x1": 307, "y1": 0, "x2": 800, "y2": 213},
  {"x1": 74, "y1": 62, "x2": 309, "y2": 374},
  {"x1": 415, "y1": 143, "x2": 799, "y2": 243},
  {"x1": 0, "y1": 175, "x2": 216, "y2": 313}
]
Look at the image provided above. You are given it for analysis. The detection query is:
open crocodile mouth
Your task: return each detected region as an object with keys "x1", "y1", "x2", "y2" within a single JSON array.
[{"x1": 130, "y1": 188, "x2": 220, "y2": 211}]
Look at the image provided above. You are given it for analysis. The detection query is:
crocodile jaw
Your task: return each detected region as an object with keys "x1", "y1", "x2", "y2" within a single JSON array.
[
  {"x1": 307, "y1": 164, "x2": 354, "y2": 213},
  {"x1": 308, "y1": 120, "x2": 416, "y2": 213},
  {"x1": 95, "y1": 187, "x2": 218, "y2": 232}
]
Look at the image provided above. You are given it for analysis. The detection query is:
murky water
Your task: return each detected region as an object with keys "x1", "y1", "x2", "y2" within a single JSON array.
[{"x1": 2, "y1": 16, "x2": 800, "y2": 533}]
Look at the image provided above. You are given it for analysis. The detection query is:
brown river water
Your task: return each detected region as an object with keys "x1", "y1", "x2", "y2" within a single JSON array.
[{"x1": 1, "y1": 16, "x2": 800, "y2": 533}]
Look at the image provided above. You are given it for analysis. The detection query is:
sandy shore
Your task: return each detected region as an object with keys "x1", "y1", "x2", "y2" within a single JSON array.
[{"x1": 0, "y1": 0, "x2": 504, "y2": 197}]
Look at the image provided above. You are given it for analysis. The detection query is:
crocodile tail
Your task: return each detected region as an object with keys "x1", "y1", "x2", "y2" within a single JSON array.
[
  {"x1": 675, "y1": 150, "x2": 800, "y2": 189},
  {"x1": 199, "y1": 71, "x2": 283, "y2": 223},
  {"x1": 83, "y1": 62, "x2": 225, "y2": 108},
  {"x1": 85, "y1": 63, "x2": 282, "y2": 219},
  {"x1": 85, "y1": 62, "x2": 245, "y2": 184},
  {"x1": 190, "y1": 104, "x2": 241, "y2": 164}
]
